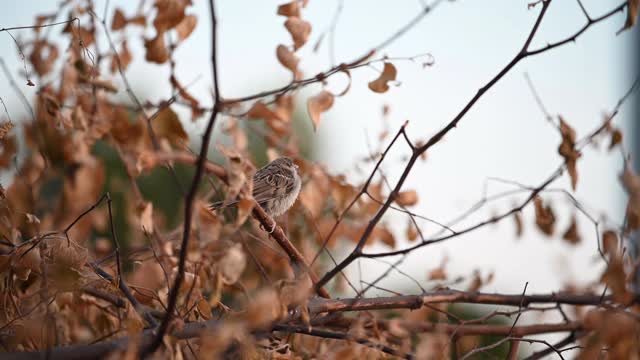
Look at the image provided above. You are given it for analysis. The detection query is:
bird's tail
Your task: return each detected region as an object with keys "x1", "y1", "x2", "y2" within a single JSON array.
[{"x1": 209, "y1": 200, "x2": 239, "y2": 210}]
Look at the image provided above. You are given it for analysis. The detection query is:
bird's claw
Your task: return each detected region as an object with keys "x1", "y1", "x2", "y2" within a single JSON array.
[{"x1": 260, "y1": 222, "x2": 277, "y2": 234}]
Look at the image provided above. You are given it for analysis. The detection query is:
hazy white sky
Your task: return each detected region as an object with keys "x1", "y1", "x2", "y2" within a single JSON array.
[{"x1": 1, "y1": 0, "x2": 638, "y2": 302}]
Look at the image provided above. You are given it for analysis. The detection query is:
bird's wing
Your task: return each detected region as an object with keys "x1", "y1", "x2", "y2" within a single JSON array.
[{"x1": 252, "y1": 166, "x2": 294, "y2": 204}]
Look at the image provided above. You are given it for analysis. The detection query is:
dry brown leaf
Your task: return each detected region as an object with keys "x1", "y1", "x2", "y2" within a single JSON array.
[
  {"x1": 247, "y1": 101, "x2": 282, "y2": 121},
  {"x1": 533, "y1": 196, "x2": 555, "y2": 236},
  {"x1": 170, "y1": 75, "x2": 202, "y2": 119},
  {"x1": 374, "y1": 227, "x2": 395, "y2": 248},
  {"x1": 284, "y1": 17, "x2": 311, "y2": 50},
  {"x1": 620, "y1": 164, "x2": 640, "y2": 232},
  {"x1": 128, "y1": 15, "x2": 147, "y2": 27},
  {"x1": 600, "y1": 255, "x2": 632, "y2": 304},
  {"x1": 29, "y1": 40, "x2": 59, "y2": 76},
  {"x1": 246, "y1": 288, "x2": 283, "y2": 329},
  {"x1": 144, "y1": 33, "x2": 169, "y2": 64},
  {"x1": 609, "y1": 128, "x2": 623, "y2": 150},
  {"x1": 368, "y1": 62, "x2": 397, "y2": 93},
  {"x1": 153, "y1": 0, "x2": 188, "y2": 32},
  {"x1": 175, "y1": 14, "x2": 197, "y2": 41},
  {"x1": 236, "y1": 198, "x2": 254, "y2": 226},
  {"x1": 48, "y1": 236, "x2": 88, "y2": 269},
  {"x1": 197, "y1": 298, "x2": 212, "y2": 320},
  {"x1": 428, "y1": 266, "x2": 447, "y2": 281},
  {"x1": 602, "y1": 230, "x2": 618, "y2": 255},
  {"x1": 111, "y1": 8, "x2": 127, "y2": 30},
  {"x1": 558, "y1": 116, "x2": 581, "y2": 190},
  {"x1": 12, "y1": 247, "x2": 41, "y2": 281},
  {"x1": 129, "y1": 261, "x2": 165, "y2": 304},
  {"x1": 0, "y1": 121, "x2": 14, "y2": 140},
  {"x1": 618, "y1": 0, "x2": 639, "y2": 34},
  {"x1": 219, "y1": 243, "x2": 246, "y2": 285},
  {"x1": 395, "y1": 190, "x2": 418, "y2": 206},
  {"x1": 406, "y1": 221, "x2": 418, "y2": 242},
  {"x1": 151, "y1": 107, "x2": 188, "y2": 147},
  {"x1": 218, "y1": 145, "x2": 248, "y2": 201},
  {"x1": 562, "y1": 215, "x2": 581, "y2": 245},
  {"x1": 110, "y1": 40, "x2": 133, "y2": 73},
  {"x1": 276, "y1": 45, "x2": 299, "y2": 78},
  {"x1": 84, "y1": 77, "x2": 118, "y2": 93},
  {"x1": 277, "y1": 1, "x2": 300, "y2": 17},
  {"x1": 307, "y1": 90, "x2": 334, "y2": 130},
  {"x1": 0, "y1": 135, "x2": 17, "y2": 168}
]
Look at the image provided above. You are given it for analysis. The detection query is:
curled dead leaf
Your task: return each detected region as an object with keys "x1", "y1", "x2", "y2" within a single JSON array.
[
  {"x1": 277, "y1": 1, "x2": 300, "y2": 18},
  {"x1": 247, "y1": 101, "x2": 282, "y2": 121},
  {"x1": 306, "y1": 90, "x2": 334, "y2": 131},
  {"x1": 111, "y1": 8, "x2": 127, "y2": 30},
  {"x1": 533, "y1": 197, "x2": 555, "y2": 236},
  {"x1": 175, "y1": 14, "x2": 197, "y2": 41},
  {"x1": 562, "y1": 215, "x2": 581, "y2": 245},
  {"x1": 368, "y1": 62, "x2": 397, "y2": 93},
  {"x1": 608, "y1": 128, "x2": 622, "y2": 150},
  {"x1": 284, "y1": 17, "x2": 311, "y2": 50},
  {"x1": 617, "y1": 0, "x2": 639, "y2": 34},
  {"x1": 276, "y1": 45, "x2": 299, "y2": 78},
  {"x1": 558, "y1": 117, "x2": 581, "y2": 190},
  {"x1": 29, "y1": 40, "x2": 59, "y2": 76},
  {"x1": 151, "y1": 107, "x2": 188, "y2": 147}
]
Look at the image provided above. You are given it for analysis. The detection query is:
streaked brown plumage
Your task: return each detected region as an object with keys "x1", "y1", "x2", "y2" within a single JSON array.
[{"x1": 210, "y1": 157, "x2": 301, "y2": 218}]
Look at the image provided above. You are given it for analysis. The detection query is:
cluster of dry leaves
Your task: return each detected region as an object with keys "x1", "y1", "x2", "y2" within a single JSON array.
[{"x1": 0, "y1": 0, "x2": 639, "y2": 359}]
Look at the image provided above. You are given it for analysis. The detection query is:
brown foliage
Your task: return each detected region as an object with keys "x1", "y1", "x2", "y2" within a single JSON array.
[{"x1": 0, "y1": 0, "x2": 637, "y2": 359}]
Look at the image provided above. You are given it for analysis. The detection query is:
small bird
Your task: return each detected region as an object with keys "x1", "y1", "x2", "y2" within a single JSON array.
[{"x1": 210, "y1": 157, "x2": 302, "y2": 232}]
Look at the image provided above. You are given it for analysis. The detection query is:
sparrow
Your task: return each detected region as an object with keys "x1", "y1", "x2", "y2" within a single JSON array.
[{"x1": 210, "y1": 157, "x2": 302, "y2": 232}]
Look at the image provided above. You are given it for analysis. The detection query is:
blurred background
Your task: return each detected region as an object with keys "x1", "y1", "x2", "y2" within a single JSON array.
[{"x1": 0, "y1": 0, "x2": 638, "y2": 354}]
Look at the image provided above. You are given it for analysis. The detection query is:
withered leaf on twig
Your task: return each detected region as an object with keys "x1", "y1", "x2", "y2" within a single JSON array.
[
  {"x1": 307, "y1": 91, "x2": 334, "y2": 131},
  {"x1": 620, "y1": 164, "x2": 640, "y2": 232},
  {"x1": 534, "y1": 196, "x2": 555, "y2": 236},
  {"x1": 617, "y1": 0, "x2": 639, "y2": 34},
  {"x1": 557, "y1": 116, "x2": 581, "y2": 190},
  {"x1": 368, "y1": 62, "x2": 397, "y2": 93},
  {"x1": 395, "y1": 190, "x2": 418, "y2": 207},
  {"x1": 175, "y1": 14, "x2": 197, "y2": 41},
  {"x1": 151, "y1": 107, "x2": 188, "y2": 147},
  {"x1": 144, "y1": 33, "x2": 169, "y2": 64},
  {"x1": 276, "y1": 45, "x2": 300, "y2": 79},
  {"x1": 562, "y1": 215, "x2": 581, "y2": 245},
  {"x1": 284, "y1": 17, "x2": 311, "y2": 50},
  {"x1": 277, "y1": 1, "x2": 301, "y2": 18}
]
